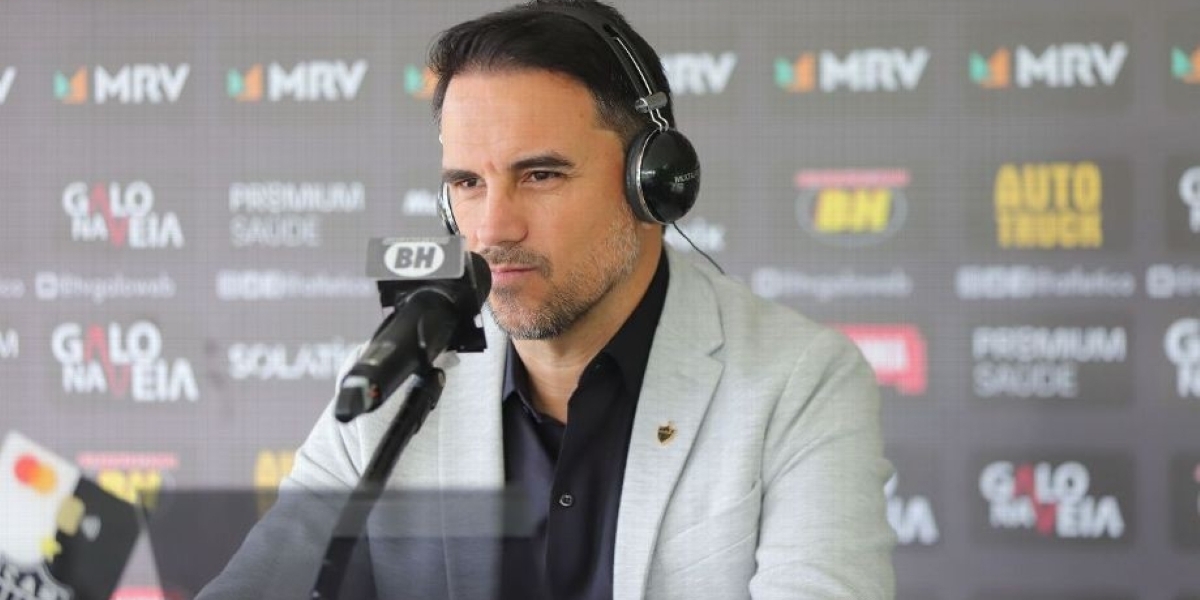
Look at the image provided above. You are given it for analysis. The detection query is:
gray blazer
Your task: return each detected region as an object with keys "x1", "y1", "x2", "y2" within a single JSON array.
[{"x1": 201, "y1": 249, "x2": 895, "y2": 600}]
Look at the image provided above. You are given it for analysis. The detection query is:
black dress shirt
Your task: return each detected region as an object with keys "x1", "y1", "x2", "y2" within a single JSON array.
[{"x1": 499, "y1": 251, "x2": 669, "y2": 600}]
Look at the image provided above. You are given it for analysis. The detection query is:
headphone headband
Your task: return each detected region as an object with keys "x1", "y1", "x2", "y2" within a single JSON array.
[{"x1": 537, "y1": 5, "x2": 672, "y2": 131}]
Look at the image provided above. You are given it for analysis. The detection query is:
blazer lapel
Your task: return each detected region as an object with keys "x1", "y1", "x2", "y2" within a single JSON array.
[
  {"x1": 614, "y1": 251, "x2": 724, "y2": 600},
  {"x1": 438, "y1": 318, "x2": 507, "y2": 599},
  {"x1": 436, "y1": 317, "x2": 507, "y2": 488}
]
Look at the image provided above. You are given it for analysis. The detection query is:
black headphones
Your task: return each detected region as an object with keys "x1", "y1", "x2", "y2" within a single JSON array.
[{"x1": 438, "y1": 4, "x2": 701, "y2": 235}]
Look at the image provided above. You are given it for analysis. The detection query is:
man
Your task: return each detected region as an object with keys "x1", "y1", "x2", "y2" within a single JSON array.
[{"x1": 202, "y1": 1, "x2": 894, "y2": 598}]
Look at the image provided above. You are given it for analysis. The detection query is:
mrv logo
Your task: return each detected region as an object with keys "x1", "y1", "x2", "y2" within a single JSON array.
[
  {"x1": 776, "y1": 47, "x2": 929, "y2": 93},
  {"x1": 227, "y1": 60, "x2": 368, "y2": 102},
  {"x1": 0, "y1": 67, "x2": 15, "y2": 104},
  {"x1": 972, "y1": 324, "x2": 1127, "y2": 400},
  {"x1": 403, "y1": 65, "x2": 436, "y2": 99},
  {"x1": 1172, "y1": 46, "x2": 1200, "y2": 84},
  {"x1": 994, "y1": 162, "x2": 1104, "y2": 250},
  {"x1": 970, "y1": 42, "x2": 1127, "y2": 89},
  {"x1": 795, "y1": 169, "x2": 909, "y2": 246},
  {"x1": 55, "y1": 64, "x2": 190, "y2": 104},
  {"x1": 1165, "y1": 318, "x2": 1200, "y2": 399},
  {"x1": 228, "y1": 339, "x2": 357, "y2": 382},
  {"x1": 62, "y1": 181, "x2": 184, "y2": 249},
  {"x1": 661, "y1": 52, "x2": 737, "y2": 95},
  {"x1": 51, "y1": 321, "x2": 198, "y2": 402},
  {"x1": 979, "y1": 459, "x2": 1129, "y2": 542}
]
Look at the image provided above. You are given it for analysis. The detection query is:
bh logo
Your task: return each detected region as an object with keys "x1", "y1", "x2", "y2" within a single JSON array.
[{"x1": 384, "y1": 241, "x2": 445, "y2": 277}]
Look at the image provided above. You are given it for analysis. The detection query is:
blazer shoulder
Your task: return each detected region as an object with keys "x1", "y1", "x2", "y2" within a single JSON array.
[{"x1": 676, "y1": 254, "x2": 859, "y2": 368}]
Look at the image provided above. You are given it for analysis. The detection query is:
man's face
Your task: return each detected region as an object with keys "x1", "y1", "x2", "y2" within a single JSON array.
[{"x1": 439, "y1": 69, "x2": 644, "y2": 340}]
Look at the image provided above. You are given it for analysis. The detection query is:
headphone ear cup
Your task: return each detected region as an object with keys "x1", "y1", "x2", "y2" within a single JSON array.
[
  {"x1": 625, "y1": 128, "x2": 701, "y2": 224},
  {"x1": 437, "y1": 182, "x2": 459, "y2": 235}
]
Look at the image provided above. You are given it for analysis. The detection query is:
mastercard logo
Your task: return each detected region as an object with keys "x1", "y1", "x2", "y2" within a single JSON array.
[{"x1": 14, "y1": 453, "x2": 57, "y2": 495}]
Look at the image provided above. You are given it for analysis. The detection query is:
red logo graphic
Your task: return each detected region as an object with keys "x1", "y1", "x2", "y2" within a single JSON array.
[{"x1": 834, "y1": 324, "x2": 927, "y2": 395}]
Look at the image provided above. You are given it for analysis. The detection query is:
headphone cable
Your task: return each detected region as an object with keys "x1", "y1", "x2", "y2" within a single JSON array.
[{"x1": 671, "y1": 222, "x2": 725, "y2": 275}]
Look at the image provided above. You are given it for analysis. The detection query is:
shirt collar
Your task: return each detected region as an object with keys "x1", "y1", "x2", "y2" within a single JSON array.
[{"x1": 502, "y1": 248, "x2": 670, "y2": 412}]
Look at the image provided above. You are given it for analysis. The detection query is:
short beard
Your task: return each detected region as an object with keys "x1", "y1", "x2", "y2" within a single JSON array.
[{"x1": 484, "y1": 208, "x2": 641, "y2": 341}]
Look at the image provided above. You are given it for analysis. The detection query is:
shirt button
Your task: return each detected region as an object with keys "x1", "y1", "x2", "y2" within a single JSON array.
[{"x1": 557, "y1": 493, "x2": 575, "y2": 508}]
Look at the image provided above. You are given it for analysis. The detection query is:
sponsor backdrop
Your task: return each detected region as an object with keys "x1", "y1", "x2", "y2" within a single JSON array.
[{"x1": 1, "y1": 0, "x2": 1198, "y2": 597}]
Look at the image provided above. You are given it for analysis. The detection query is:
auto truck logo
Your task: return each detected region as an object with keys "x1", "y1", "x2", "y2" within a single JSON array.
[
  {"x1": 51, "y1": 321, "x2": 198, "y2": 402},
  {"x1": 994, "y1": 162, "x2": 1104, "y2": 249},
  {"x1": 62, "y1": 181, "x2": 184, "y2": 249},
  {"x1": 970, "y1": 43, "x2": 1127, "y2": 89},
  {"x1": 775, "y1": 47, "x2": 929, "y2": 93}
]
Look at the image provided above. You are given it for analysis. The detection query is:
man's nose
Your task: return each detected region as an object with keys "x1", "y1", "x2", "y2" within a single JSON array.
[{"x1": 473, "y1": 185, "x2": 528, "y2": 249}]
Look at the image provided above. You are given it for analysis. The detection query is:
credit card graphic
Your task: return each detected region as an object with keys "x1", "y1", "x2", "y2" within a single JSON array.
[{"x1": 0, "y1": 431, "x2": 140, "y2": 600}]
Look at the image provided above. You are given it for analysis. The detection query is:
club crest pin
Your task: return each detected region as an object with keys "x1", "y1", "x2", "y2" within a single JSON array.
[{"x1": 657, "y1": 422, "x2": 676, "y2": 445}]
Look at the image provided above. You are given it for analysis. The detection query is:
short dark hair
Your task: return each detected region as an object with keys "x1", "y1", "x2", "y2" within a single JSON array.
[{"x1": 427, "y1": 0, "x2": 673, "y2": 146}]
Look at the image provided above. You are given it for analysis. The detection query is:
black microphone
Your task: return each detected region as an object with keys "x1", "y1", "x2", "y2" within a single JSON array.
[{"x1": 335, "y1": 238, "x2": 491, "y2": 423}]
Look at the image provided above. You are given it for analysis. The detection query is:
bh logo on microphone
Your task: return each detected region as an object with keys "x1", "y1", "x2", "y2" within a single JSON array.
[
  {"x1": 51, "y1": 321, "x2": 198, "y2": 402},
  {"x1": 383, "y1": 241, "x2": 445, "y2": 278},
  {"x1": 62, "y1": 181, "x2": 184, "y2": 249}
]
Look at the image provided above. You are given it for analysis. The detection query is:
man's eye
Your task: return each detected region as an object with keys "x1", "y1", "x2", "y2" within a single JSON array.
[
  {"x1": 528, "y1": 171, "x2": 561, "y2": 182},
  {"x1": 453, "y1": 178, "x2": 480, "y2": 189}
]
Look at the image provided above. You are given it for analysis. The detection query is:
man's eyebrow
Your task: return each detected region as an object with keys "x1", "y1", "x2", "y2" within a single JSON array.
[
  {"x1": 510, "y1": 153, "x2": 575, "y2": 172},
  {"x1": 441, "y1": 153, "x2": 576, "y2": 184},
  {"x1": 441, "y1": 168, "x2": 477, "y2": 184}
]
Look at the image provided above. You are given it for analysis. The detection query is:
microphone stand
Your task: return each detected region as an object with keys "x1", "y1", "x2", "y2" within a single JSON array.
[
  {"x1": 309, "y1": 360, "x2": 445, "y2": 600},
  {"x1": 309, "y1": 271, "x2": 488, "y2": 599}
]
